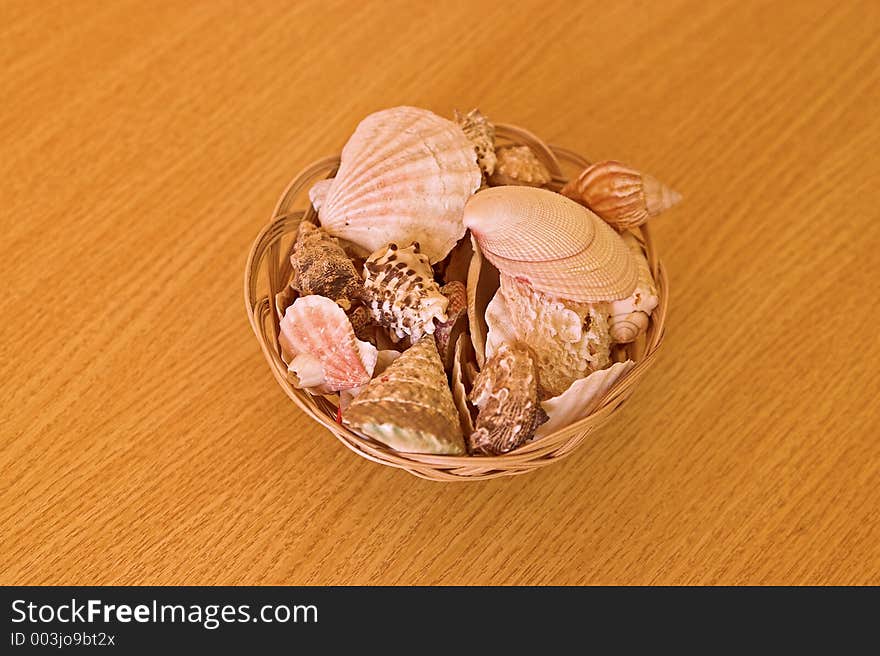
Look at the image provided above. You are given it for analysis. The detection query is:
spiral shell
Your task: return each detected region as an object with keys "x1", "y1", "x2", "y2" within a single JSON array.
[
  {"x1": 434, "y1": 280, "x2": 468, "y2": 370},
  {"x1": 561, "y1": 160, "x2": 681, "y2": 230},
  {"x1": 464, "y1": 186, "x2": 637, "y2": 303},
  {"x1": 455, "y1": 108, "x2": 496, "y2": 177},
  {"x1": 343, "y1": 335, "x2": 465, "y2": 455},
  {"x1": 607, "y1": 232, "x2": 659, "y2": 343},
  {"x1": 363, "y1": 242, "x2": 448, "y2": 342},
  {"x1": 469, "y1": 342, "x2": 547, "y2": 455},
  {"x1": 315, "y1": 106, "x2": 482, "y2": 263},
  {"x1": 488, "y1": 145, "x2": 552, "y2": 187}
]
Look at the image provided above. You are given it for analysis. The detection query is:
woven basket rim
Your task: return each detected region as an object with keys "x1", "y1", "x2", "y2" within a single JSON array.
[{"x1": 244, "y1": 123, "x2": 668, "y2": 481}]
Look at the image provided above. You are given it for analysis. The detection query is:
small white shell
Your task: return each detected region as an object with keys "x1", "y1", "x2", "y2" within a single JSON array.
[{"x1": 608, "y1": 232, "x2": 659, "y2": 343}]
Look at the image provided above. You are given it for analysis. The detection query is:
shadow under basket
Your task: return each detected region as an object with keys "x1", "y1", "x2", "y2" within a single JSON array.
[{"x1": 244, "y1": 124, "x2": 669, "y2": 481}]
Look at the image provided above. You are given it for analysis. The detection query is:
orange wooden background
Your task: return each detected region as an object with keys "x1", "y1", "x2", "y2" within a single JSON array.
[{"x1": 2, "y1": 0, "x2": 878, "y2": 584}]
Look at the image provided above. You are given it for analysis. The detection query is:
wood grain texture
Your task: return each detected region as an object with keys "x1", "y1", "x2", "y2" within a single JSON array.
[{"x1": 2, "y1": 0, "x2": 879, "y2": 585}]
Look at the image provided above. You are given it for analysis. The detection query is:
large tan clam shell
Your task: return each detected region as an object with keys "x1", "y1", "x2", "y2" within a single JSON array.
[
  {"x1": 315, "y1": 106, "x2": 482, "y2": 264},
  {"x1": 535, "y1": 360, "x2": 635, "y2": 437},
  {"x1": 463, "y1": 186, "x2": 638, "y2": 302}
]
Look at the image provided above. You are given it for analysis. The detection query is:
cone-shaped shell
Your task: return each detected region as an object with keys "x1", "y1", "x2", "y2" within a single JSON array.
[
  {"x1": 463, "y1": 186, "x2": 638, "y2": 302},
  {"x1": 560, "y1": 160, "x2": 681, "y2": 230},
  {"x1": 316, "y1": 106, "x2": 482, "y2": 263},
  {"x1": 342, "y1": 335, "x2": 466, "y2": 455}
]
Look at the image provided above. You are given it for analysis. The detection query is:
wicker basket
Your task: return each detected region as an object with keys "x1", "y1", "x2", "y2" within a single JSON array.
[{"x1": 244, "y1": 124, "x2": 668, "y2": 481}]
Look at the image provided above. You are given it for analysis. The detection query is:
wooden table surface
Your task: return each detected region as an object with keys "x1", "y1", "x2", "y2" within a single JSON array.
[{"x1": 2, "y1": 0, "x2": 879, "y2": 586}]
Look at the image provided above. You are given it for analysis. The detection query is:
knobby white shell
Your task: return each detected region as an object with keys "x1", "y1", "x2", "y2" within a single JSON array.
[
  {"x1": 315, "y1": 106, "x2": 482, "y2": 263},
  {"x1": 463, "y1": 186, "x2": 638, "y2": 302}
]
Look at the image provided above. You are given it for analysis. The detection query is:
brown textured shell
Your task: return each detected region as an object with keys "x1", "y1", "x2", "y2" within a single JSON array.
[
  {"x1": 289, "y1": 222, "x2": 363, "y2": 311},
  {"x1": 489, "y1": 145, "x2": 552, "y2": 187},
  {"x1": 342, "y1": 335, "x2": 465, "y2": 455},
  {"x1": 455, "y1": 108, "x2": 496, "y2": 177},
  {"x1": 469, "y1": 342, "x2": 547, "y2": 455}
]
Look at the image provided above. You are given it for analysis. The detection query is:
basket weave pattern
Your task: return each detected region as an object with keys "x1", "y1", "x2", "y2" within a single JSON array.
[{"x1": 244, "y1": 125, "x2": 668, "y2": 481}]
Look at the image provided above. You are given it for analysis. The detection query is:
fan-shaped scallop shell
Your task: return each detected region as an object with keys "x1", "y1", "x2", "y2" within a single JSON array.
[
  {"x1": 342, "y1": 335, "x2": 465, "y2": 455},
  {"x1": 463, "y1": 186, "x2": 638, "y2": 302},
  {"x1": 363, "y1": 242, "x2": 448, "y2": 342},
  {"x1": 560, "y1": 160, "x2": 681, "y2": 230},
  {"x1": 486, "y1": 276, "x2": 612, "y2": 399},
  {"x1": 607, "y1": 232, "x2": 659, "y2": 343},
  {"x1": 468, "y1": 342, "x2": 547, "y2": 455},
  {"x1": 315, "y1": 106, "x2": 482, "y2": 263},
  {"x1": 278, "y1": 295, "x2": 378, "y2": 394},
  {"x1": 289, "y1": 222, "x2": 363, "y2": 311}
]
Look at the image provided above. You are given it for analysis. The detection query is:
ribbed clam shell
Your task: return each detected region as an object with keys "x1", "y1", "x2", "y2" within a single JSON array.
[
  {"x1": 561, "y1": 160, "x2": 681, "y2": 230},
  {"x1": 363, "y1": 242, "x2": 448, "y2": 342},
  {"x1": 308, "y1": 178, "x2": 334, "y2": 212},
  {"x1": 342, "y1": 335, "x2": 465, "y2": 455},
  {"x1": 278, "y1": 295, "x2": 378, "y2": 394},
  {"x1": 536, "y1": 360, "x2": 635, "y2": 437},
  {"x1": 463, "y1": 186, "x2": 637, "y2": 302},
  {"x1": 468, "y1": 342, "x2": 547, "y2": 455},
  {"x1": 317, "y1": 106, "x2": 482, "y2": 263}
]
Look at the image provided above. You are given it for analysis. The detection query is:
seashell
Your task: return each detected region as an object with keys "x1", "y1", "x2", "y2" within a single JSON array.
[
  {"x1": 289, "y1": 222, "x2": 363, "y2": 311},
  {"x1": 348, "y1": 305, "x2": 376, "y2": 344},
  {"x1": 465, "y1": 235, "x2": 500, "y2": 368},
  {"x1": 463, "y1": 186, "x2": 638, "y2": 303},
  {"x1": 486, "y1": 275, "x2": 612, "y2": 399},
  {"x1": 560, "y1": 160, "x2": 681, "y2": 230},
  {"x1": 343, "y1": 335, "x2": 466, "y2": 455},
  {"x1": 468, "y1": 342, "x2": 548, "y2": 455},
  {"x1": 315, "y1": 106, "x2": 482, "y2": 263},
  {"x1": 339, "y1": 349, "x2": 401, "y2": 411},
  {"x1": 455, "y1": 108, "x2": 496, "y2": 177},
  {"x1": 279, "y1": 295, "x2": 378, "y2": 394},
  {"x1": 536, "y1": 360, "x2": 635, "y2": 437},
  {"x1": 363, "y1": 242, "x2": 448, "y2": 342},
  {"x1": 451, "y1": 333, "x2": 475, "y2": 438},
  {"x1": 488, "y1": 145, "x2": 552, "y2": 187},
  {"x1": 439, "y1": 235, "x2": 474, "y2": 285},
  {"x1": 275, "y1": 281, "x2": 298, "y2": 322},
  {"x1": 308, "y1": 178, "x2": 334, "y2": 212},
  {"x1": 434, "y1": 280, "x2": 468, "y2": 370},
  {"x1": 607, "y1": 232, "x2": 659, "y2": 343}
]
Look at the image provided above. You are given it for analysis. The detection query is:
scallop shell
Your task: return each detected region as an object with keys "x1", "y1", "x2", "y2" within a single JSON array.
[
  {"x1": 278, "y1": 295, "x2": 378, "y2": 394},
  {"x1": 455, "y1": 108, "x2": 496, "y2": 177},
  {"x1": 488, "y1": 145, "x2": 552, "y2": 187},
  {"x1": 289, "y1": 222, "x2": 363, "y2": 311},
  {"x1": 560, "y1": 160, "x2": 681, "y2": 230},
  {"x1": 315, "y1": 106, "x2": 482, "y2": 263},
  {"x1": 451, "y1": 333, "x2": 475, "y2": 438},
  {"x1": 363, "y1": 242, "x2": 448, "y2": 342},
  {"x1": 536, "y1": 360, "x2": 635, "y2": 437},
  {"x1": 435, "y1": 280, "x2": 468, "y2": 370},
  {"x1": 468, "y1": 342, "x2": 547, "y2": 455},
  {"x1": 463, "y1": 186, "x2": 638, "y2": 302},
  {"x1": 465, "y1": 235, "x2": 500, "y2": 368},
  {"x1": 342, "y1": 335, "x2": 466, "y2": 455},
  {"x1": 608, "y1": 232, "x2": 659, "y2": 343},
  {"x1": 486, "y1": 276, "x2": 612, "y2": 399}
]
